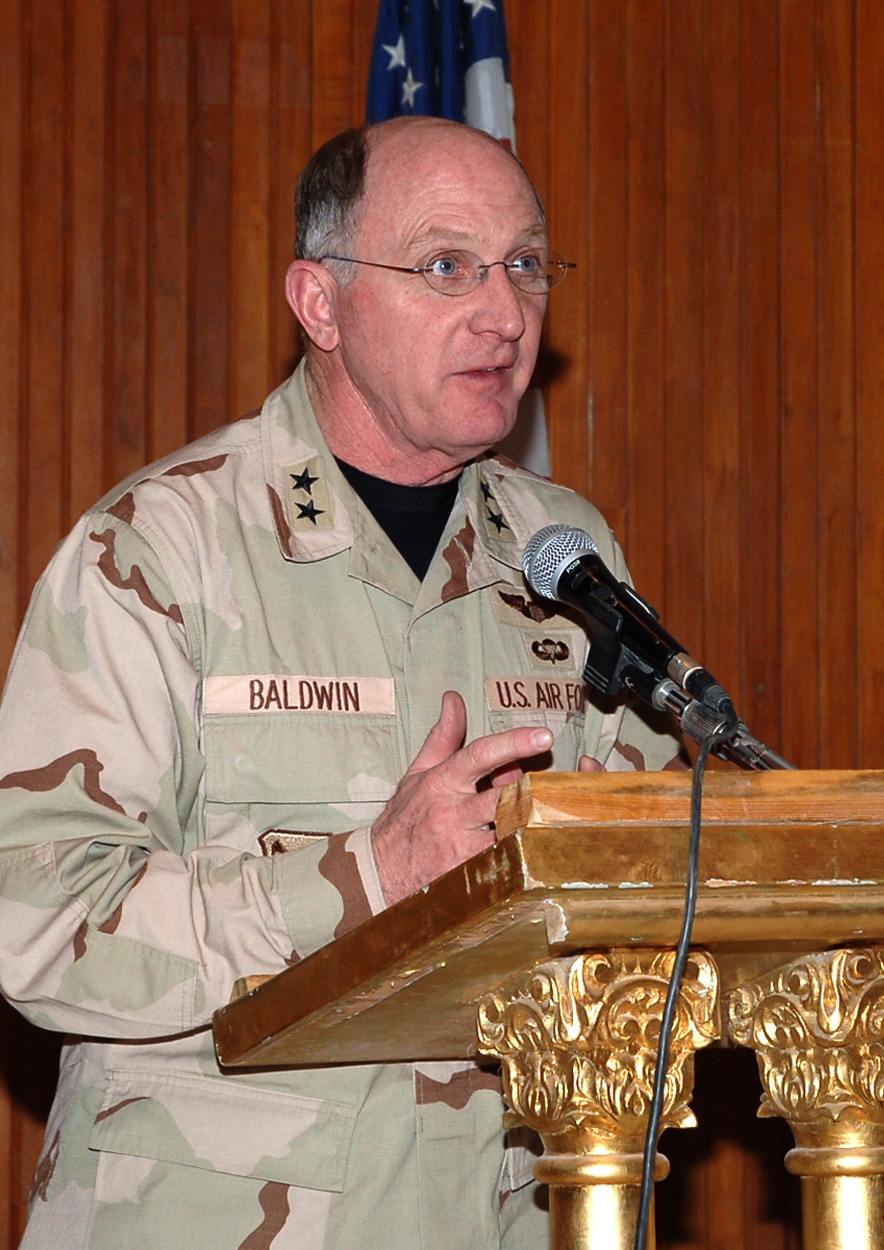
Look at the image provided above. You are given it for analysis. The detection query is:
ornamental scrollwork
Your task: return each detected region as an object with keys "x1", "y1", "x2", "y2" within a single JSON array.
[
  {"x1": 476, "y1": 950, "x2": 719, "y2": 1143},
  {"x1": 726, "y1": 947, "x2": 884, "y2": 1126}
]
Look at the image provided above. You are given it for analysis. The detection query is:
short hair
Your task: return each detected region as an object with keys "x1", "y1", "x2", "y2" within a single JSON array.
[{"x1": 295, "y1": 126, "x2": 371, "y2": 263}]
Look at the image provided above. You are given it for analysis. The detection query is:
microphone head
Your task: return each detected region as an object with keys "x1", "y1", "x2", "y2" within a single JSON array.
[{"x1": 522, "y1": 524, "x2": 598, "y2": 599}]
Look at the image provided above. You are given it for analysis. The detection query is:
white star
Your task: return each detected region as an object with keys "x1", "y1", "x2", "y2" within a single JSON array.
[
  {"x1": 401, "y1": 67, "x2": 424, "y2": 109},
  {"x1": 464, "y1": 0, "x2": 496, "y2": 17},
  {"x1": 382, "y1": 35, "x2": 406, "y2": 71}
]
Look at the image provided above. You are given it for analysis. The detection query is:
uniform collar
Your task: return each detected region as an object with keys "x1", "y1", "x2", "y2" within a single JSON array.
[{"x1": 261, "y1": 360, "x2": 536, "y2": 593}]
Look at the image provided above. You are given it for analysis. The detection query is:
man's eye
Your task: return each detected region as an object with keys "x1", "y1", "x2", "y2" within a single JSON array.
[
  {"x1": 509, "y1": 254, "x2": 543, "y2": 274},
  {"x1": 427, "y1": 254, "x2": 468, "y2": 278}
]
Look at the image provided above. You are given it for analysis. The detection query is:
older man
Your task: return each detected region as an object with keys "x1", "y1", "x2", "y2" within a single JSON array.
[{"x1": 0, "y1": 118, "x2": 680, "y2": 1249}]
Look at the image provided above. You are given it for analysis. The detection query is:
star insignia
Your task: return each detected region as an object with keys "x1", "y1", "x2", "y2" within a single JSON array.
[
  {"x1": 480, "y1": 480, "x2": 493, "y2": 501},
  {"x1": 464, "y1": 0, "x2": 496, "y2": 16},
  {"x1": 382, "y1": 35, "x2": 406, "y2": 70},
  {"x1": 401, "y1": 67, "x2": 424, "y2": 109},
  {"x1": 486, "y1": 508, "x2": 510, "y2": 534},
  {"x1": 290, "y1": 467, "x2": 319, "y2": 495},
  {"x1": 295, "y1": 500, "x2": 325, "y2": 525}
]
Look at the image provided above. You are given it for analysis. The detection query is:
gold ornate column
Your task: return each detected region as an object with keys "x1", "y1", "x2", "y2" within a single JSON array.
[
  {"x1": 476, "y1": 950, "x2": 719, "y2": 1250},
  {"x1": 727, "y1": 947, "x2": 884, "y2": 1250}
]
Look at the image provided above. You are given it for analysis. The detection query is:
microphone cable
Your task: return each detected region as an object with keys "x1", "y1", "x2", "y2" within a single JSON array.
[{"x1": 632, "y1": 709, "x2": 739, "y2": 1250}]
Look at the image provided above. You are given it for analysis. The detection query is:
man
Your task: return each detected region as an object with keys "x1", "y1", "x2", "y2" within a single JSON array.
[{"x1": 0, "y1": 118, "x2": 681, "y2": 1249}]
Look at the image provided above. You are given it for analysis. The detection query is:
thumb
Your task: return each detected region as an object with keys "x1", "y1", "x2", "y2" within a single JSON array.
[{"x1": 408, "y1": 691, "x2": 467, "y2": 775}]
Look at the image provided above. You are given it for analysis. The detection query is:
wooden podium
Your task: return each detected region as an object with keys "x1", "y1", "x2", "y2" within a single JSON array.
[{"x1": 213, "y1": 770, "x2": 884, "y2": 1250}]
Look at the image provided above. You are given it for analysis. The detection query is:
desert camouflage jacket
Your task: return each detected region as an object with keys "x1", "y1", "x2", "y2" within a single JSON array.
[{"x1": 0, "y1": 361, "x2": 682, "y2": 1249}]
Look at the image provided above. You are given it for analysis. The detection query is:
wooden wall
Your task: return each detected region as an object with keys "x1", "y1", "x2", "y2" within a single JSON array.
[{"x1": 1, "y1": 1, "x2": 880, "y2": 1245}]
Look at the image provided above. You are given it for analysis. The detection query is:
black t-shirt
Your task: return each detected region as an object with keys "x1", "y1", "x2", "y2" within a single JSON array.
[{"x1": 335, "y1": 458, "x2": 460, "y2": 582}]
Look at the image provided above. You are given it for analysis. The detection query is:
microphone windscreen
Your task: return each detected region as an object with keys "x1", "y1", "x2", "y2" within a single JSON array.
[{"x1": 522, "y1": 524, "x2": 598, "y2": 599}]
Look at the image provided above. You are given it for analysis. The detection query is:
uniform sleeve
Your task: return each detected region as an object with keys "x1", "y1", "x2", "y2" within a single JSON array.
[{"x1": 0, "y1": 513, "x2": 382, "y2": 1041}]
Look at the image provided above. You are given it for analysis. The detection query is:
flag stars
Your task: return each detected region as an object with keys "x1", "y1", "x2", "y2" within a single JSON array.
[
  {"x1": 401, "y1": 67, "x2": 424, "y2": 109},
  {"x1": 464, "y1": 0, "x2": 496, "y2": 16},
  {"x1": 382, "y1": 35, "x2": 406, "y2": 70}
]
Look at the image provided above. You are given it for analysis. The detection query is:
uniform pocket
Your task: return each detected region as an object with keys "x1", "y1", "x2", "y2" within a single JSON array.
[
  {"x1": 90, "y1": 1067, "x2": 357, "y2": 1190},
  {"x1": 203, "y1": 712, "x2": 400, "y2": 809}
]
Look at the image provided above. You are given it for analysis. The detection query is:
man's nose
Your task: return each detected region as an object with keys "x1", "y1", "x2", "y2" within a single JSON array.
[{"x1": 469, "y1": 264, "x2": 528, "y2": 339}]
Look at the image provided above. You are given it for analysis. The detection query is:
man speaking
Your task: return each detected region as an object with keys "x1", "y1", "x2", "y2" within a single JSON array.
[{"x1": 0, "y1": 118, "x2": 681, "y2": 1250}]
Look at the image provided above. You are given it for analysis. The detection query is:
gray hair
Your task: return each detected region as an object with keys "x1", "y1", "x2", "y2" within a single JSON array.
[{"x1": 294, "y1": 126, "x2": 371, "y2": 279}]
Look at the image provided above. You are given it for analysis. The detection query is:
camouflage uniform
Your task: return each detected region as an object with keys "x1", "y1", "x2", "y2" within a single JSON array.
[{"x1": 0, "y1": 362, "x2": 681, "y2": 1249}]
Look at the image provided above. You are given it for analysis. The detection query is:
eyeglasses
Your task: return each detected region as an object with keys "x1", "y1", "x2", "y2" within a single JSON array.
[{"x1": 317, "y1": 248, "x2": 576, "y2": 296}]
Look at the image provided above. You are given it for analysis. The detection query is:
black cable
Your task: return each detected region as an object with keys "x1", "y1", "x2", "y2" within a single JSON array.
[{"x1": 632, "y1": 711, "x2": 739, "y2": 1250}]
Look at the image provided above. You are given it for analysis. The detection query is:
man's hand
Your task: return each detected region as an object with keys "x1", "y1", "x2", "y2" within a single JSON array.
[{"x1": 371, "y1": 691, "x2": 553, "y2": 906}]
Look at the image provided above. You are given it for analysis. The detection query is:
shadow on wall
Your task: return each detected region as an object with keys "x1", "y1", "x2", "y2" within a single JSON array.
[{"x1": 655, "y1": 1046, "x2": 802, "y2": 1246}]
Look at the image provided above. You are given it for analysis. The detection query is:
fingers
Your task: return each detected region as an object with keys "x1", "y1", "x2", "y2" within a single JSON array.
[
  {"x1": 448, "y1": 723, "x2": 552, "y2": 792},
  {"x1": 407, "y1": 690, "x2": 467, "y2": 774},
  {"x1": 409, "y1": 692, "x2": 551, "y2": 793},
  {"x1": 578, "y1": 755, "x2": 605, "y2": 772}
]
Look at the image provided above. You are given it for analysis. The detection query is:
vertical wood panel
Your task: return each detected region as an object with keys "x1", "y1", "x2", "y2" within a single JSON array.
[
  {"x1": 816, "y1": 0, "x2": 857, "y2": 767},
  {"x1": 271, "y1": 0, "x2": 310, "y2": 383},
  {"x1": 738, "y1": 0, "x2": 782, "y2": 758},
  {"x1": 662, "y1": 0, "x2": 705, "y2": 636},
  {"x1": 23, "y1": 0, "x2": 67, "y2": 596},
  {"x1": 856, "y1": 0, "x2": 884, "y2": 769},
  {"x1": 778, "y1": 0, "x2": 821, "y2": 768},
  {"x1": 68, "y1": 0, "x2": 108, "y2": 521},
  {"x1": 0, "y1": 0, "x2": 24, "y2": 660},
  {"x1": 230, "y1": 0, "x2": 272, "y2": 418},
  {"x1": 546, "y1": 0, "x2": 590, "y2": 498},
  {"x1": 310, "y1": 0, "x2": 356, "y2": 147},
  {"x1": 150, "y1": 0, "x2": 191, "y2": 460},
  {"x1": 701, "y1": 1, "x2": 743, "y2": 705},
  {"x1": 109, "y1": 0, "x2": 149, "y2": 484},
  {"x1": 585, "y1": 0, "x2": 628, "y2": 527},
  {"x1": 192, "y1": 0, "x2": 232, "y2": 441},
  {"x1": 624, "y1": 0, "x2": 667, "y2": 604}
]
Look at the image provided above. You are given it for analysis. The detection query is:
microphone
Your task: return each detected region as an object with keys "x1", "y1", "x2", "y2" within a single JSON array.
[{"x1": 522, "y1": 523, "x2": 734, "y2": 715}]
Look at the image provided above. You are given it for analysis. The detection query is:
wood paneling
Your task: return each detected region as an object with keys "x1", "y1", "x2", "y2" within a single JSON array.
[{"x1": 1, "y1": 2, "x2": 881, "y2": 1246}]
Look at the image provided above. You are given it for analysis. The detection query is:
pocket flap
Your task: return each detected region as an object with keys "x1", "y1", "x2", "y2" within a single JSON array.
[
  {"x1": 203, "y1": 713, "x2": 398, "y2": 805},
  {"x1": 90, "y1": 1068, "x2": 357, "y2": 1191}
]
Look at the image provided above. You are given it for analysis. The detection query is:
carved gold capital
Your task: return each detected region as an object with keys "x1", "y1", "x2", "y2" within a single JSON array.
[
  {"x1": 727, "y1": 947, "x2": 884, "y2": 1134},
  {"x1": 476, "y1": 950, "x2": 719, "y2": 1151}
]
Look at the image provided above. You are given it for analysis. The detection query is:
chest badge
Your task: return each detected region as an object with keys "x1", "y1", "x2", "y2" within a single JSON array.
[{"x1": 532, "y1": 638, "x2": 571, "y2": 665}]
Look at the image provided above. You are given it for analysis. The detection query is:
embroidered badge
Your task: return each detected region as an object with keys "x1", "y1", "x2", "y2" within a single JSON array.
[
  {"x1": 531, "y1": 638, "x2": 571, "y2": 665},
  {"x1": 486, "y1": 676, "x2": 586, "y2": 714},
  {"x1": 286, "y1": 457, "x2": 334, "y2": 532},
  {"x1": 495, "y1": 588, "x2": 561, "y2": 627}
]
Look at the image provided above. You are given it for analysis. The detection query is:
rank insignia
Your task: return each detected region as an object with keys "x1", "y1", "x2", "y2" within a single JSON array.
[{"x1": 285, "y1": 457, "x2": 333, "y2": 531}]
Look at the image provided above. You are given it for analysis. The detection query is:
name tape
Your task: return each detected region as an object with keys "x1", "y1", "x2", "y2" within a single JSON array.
[
  {"x1": 204, "y1": 675, "x2": 396, "y2": 716},
  {"x1": 485, "y1": 676, "x2": 586, "y2": 714}
]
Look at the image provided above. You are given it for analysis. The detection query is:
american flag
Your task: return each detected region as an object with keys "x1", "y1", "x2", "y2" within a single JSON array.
[{"x1": 367, "y1": 0, "x2": 516, "y2": 148}]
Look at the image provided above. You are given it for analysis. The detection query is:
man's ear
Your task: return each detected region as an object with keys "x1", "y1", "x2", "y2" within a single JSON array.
[{"x1": 285, "y1": 260, "x2": 340, "y2": 352}]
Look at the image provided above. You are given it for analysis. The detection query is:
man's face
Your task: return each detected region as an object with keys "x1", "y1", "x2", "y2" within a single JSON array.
[{"x1": 326, "y1": 123, "x2": 548, "y2": 481}]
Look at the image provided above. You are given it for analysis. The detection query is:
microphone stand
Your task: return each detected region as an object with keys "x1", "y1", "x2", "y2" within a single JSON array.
[
  {"x1": 642, "y1": 677, "x2": 796, "y2": 771},
  {"x1": 580, "y1": 609, "x2": 795, "y2": 771}
]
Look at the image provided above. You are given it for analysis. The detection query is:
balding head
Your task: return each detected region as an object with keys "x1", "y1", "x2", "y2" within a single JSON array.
[{"x1": 295, "y1": 117, "x2": 543, "y2": 267}]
